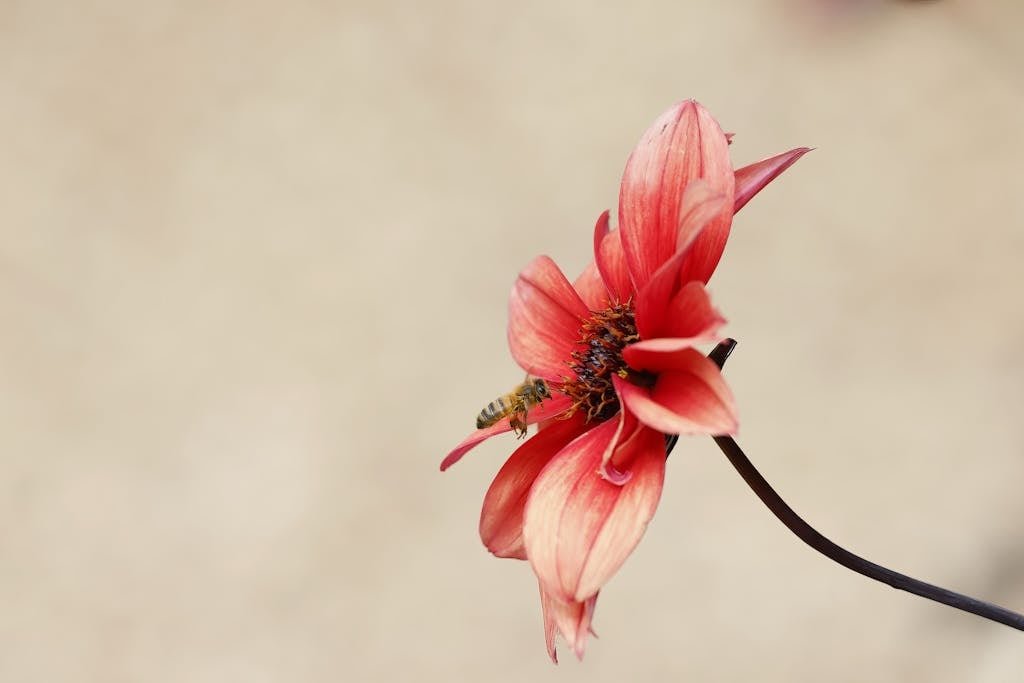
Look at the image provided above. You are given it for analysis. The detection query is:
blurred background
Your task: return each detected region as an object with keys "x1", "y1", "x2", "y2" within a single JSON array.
[{"x1": 1, "y1": 0, "x2": 1022, "y2": 680}]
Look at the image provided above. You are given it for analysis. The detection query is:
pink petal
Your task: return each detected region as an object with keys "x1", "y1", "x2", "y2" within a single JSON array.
[
  {"x1": 627, "y1": 281, "x2": 726, "y2": 354},
  {"x1": 479, "y1": 415, "x2": 588, "y2": 559},
  {"x1": 633, "y1": 185, "x2": 728, "y2": 338},
  {"x1": 524, "y1": 418, "x2": 666, "y2": 602},
  {"x1": 539, "y1": 583, "x2": 598, "y2": 662},
  {"x1": 508, "y1": 256, "x2": 589, "y2": 381},
  {"x1": 439, "y1": 394, "x2": 572, "y2": 471},
  {"x1": 618, "y1": 100, "x2": 734, "y2": 290},
  {"x1": 540, "y1": 583, "x2": 560, "y2": 663},
  {"x1": 615, "y1": 352, "x2": 737, "y2": 436},
  {"x1": 733, "y1": 147, "x2": 812, "y2": 214},
  {"x1": 572, "y1": 261, "x2": 607, "y2": 311},
  {"x1": 593, "y1": 211, "x2": 633, "y2": 303}
]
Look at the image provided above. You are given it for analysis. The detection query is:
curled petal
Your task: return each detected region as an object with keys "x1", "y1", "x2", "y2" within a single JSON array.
[
  {"x1": 540, "y1": 583, "x2": 598, "y2": 662},
  {"x1": 525, "y1": 418, "x2": 666, "y2": 602},
  {"x1": 596, "y1": 408, "x2": 634, "y2": 485},
  {"x1": 734, "y1": 147, "x2": 812, "y2": 214},
  {"x1": 573, "y1": 261, "x2": 608, "y2": 311},
  {"x1": 619, "y1": 100, "x2": 734, "y2": 289},
  {"x1": 615, "y1": 353, "x2": 737, "y2": 436},
  {"x1": 508, "y1": 256, "x2": 589, "y2": 381},
  {"x1": 479, "y1": 415, "x2": 588, "y2": 559},
  {"x1": 628, "y1": 281, "x2": 726, "y2": 354},
  {"x1": 633, "y1": 186, "x2": 728, "y2": 338},
  {"x1": 593, "y1": 212, "x2": 633, "y2": 303},
  {"x1": 440, "y1": 394, "x2": 572, "y2": 471}
]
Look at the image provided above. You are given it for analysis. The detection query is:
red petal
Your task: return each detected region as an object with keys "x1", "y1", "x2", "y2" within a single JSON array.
[
  {"x1": 593, "y1": 211, "x2": 633, "y2": 303},
  {"x1": 439, "y1": 394, "x2": 572, "y2": 471},
  {"x1": 524, "y1": 418, "x2": 666, "y2": 602},
  {"x1": 627, "y1": 281, "x2": 726, "y2": 354},
  {"x1": 539, "y1": 583, "x2": 598, "y2": 662},
  {"x1": 618, "y1": 101, "x2": 734, "y2": 289},
  {"x1": 733, "y1": 147, "x2": 812, "y2": 213},
  {"x1": 592, "y1": 209, "x2": 610, "y2": 266},
  {"x1": 615, "y1": 352, "x2": 737, "y2": 435},
  {"x1": 479, "y1": 415, "x2": 588, "y2": 559},
  {"x1": 572, "y1": 261, "x2": 607, "y2": 311},
  {"x1": 633, "y1": 184, "x2": 728, "y2": 338},
  {"x1": 508, "y1": 256, "x2": 589, "y2": 381}
]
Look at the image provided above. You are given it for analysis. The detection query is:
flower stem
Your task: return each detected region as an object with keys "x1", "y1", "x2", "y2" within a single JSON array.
[{"x1": 685, "y1": 338, "x2": 1024, "y2": 632}]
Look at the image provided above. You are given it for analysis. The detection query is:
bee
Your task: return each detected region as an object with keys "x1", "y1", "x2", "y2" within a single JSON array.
[{"x1": 476, "y1": 377, "x2": 552, "y2": 438}]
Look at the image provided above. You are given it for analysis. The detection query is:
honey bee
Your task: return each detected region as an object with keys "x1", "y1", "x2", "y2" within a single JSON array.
[{"x1": 476, "y1": 377, "x2": 552, "y2": 438}]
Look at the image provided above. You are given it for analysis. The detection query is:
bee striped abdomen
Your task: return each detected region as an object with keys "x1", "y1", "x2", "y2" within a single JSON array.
[
  {"x1": 477, "y1": 396, "x2": 511, "y2": 429},
  {"x1": 475, "y1": 379, "x2": 549, "y2": 436}
]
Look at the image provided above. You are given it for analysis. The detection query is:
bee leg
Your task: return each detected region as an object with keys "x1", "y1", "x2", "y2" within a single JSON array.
[{"x1": 510, "y1": 412, "x2": 528, "y2": 439}]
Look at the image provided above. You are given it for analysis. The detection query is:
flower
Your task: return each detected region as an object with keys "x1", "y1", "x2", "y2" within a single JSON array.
[{"x1": 441, "y1": 100, "x2": 808, "y2": 661}]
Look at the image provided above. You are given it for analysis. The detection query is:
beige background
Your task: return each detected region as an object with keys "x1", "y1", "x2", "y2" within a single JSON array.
[{"x1": 2, "y1": 0, "x2": 1023, "y2": 681}]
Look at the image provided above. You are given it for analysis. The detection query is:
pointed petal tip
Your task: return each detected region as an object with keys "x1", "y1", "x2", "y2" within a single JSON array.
[
  {"x1": 592, "y1": 209, "x2": 611, "y2": 257},
  {"x1": 539, "y1": 585, "x2": 599, "y2": 663},
  {"x1": 733, "y1": 146, "x2": 813, "y2": 214},
  {"x1": 440, "y1": 442, "x2": 476, "y2": 471},
  {"x1": 595, "y1": 218, "x2": 633, "y2": 304},
  {"x1": 440, "y1": 423, "x2": 508, "y2": 471}
]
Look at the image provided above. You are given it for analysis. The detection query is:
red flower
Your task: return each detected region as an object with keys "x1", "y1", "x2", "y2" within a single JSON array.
[{"x1": 442, "y1": 101, "x2": 808, "y2": 661}]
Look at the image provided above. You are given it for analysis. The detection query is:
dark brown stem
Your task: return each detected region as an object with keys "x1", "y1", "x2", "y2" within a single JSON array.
[{"x1": 671, "y1": 338, "x2": 1024, "y2": 632}]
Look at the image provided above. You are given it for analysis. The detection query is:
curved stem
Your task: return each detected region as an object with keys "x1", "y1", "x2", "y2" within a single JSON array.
[{"x1": 688, "y1": 338, "x2": 1024, "y2": 632}]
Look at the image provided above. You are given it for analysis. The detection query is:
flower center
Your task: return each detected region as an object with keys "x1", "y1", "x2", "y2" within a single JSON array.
[{"x1": 560, "y1": 302, "x2": 647, "y2": 423}]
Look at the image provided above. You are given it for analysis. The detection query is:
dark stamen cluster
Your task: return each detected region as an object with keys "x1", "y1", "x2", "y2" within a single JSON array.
[{"x1": 561, "y1": 302, "x2": 639, "y2": 423}]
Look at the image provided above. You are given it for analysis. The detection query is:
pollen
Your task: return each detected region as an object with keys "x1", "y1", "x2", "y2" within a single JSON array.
[{"x1": 560, "y1": 302, "x2": 648, "y2": 423}]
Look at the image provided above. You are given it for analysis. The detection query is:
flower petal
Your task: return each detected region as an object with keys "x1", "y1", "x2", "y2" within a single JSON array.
[
  {"x1": 540, "y1": 583, "x2": 560, "y2": 663},
  {"x1": 479, "y1": 415, "x2": 588, "y2": 559},
  {"x1": 596, "y1": 408, "x2": 634, "y2": 485},
  {"x1": 439, "y1": 394, "x2": 572, "y2": 471},
  {"x1": 592, "y1": 209, "x2": 610, "y2": 265},
  {"x1": 733, "y1": 147, "x2": 812, "y2": 213},
  {"x1": 593, "y1": 211, "x2": 633, "y2": 303},
  {"x1": 539, "y1": 583, "x2": 598, "y2": 662},
  {"x1": 615, "y1": 352, "x2": 737, "y2": 436},
  {"x1": 508, "y1": 256, "x2": 589, "y2": 381},
  {"x1": 524, "y1": 418, "x2": 666, "y2": 602},
  {"x1": 618, "y1": 100, "x2": 734, "y2": 289},
  {"x1": 633, "y1": 184, "x2": 728, "y2": 338},
  {"x1": 627, "y1": 281, "x2": 726, "y2": 355},
  {"x1": 572, "y1": 261, "x2": 607, "y2": 311}
]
